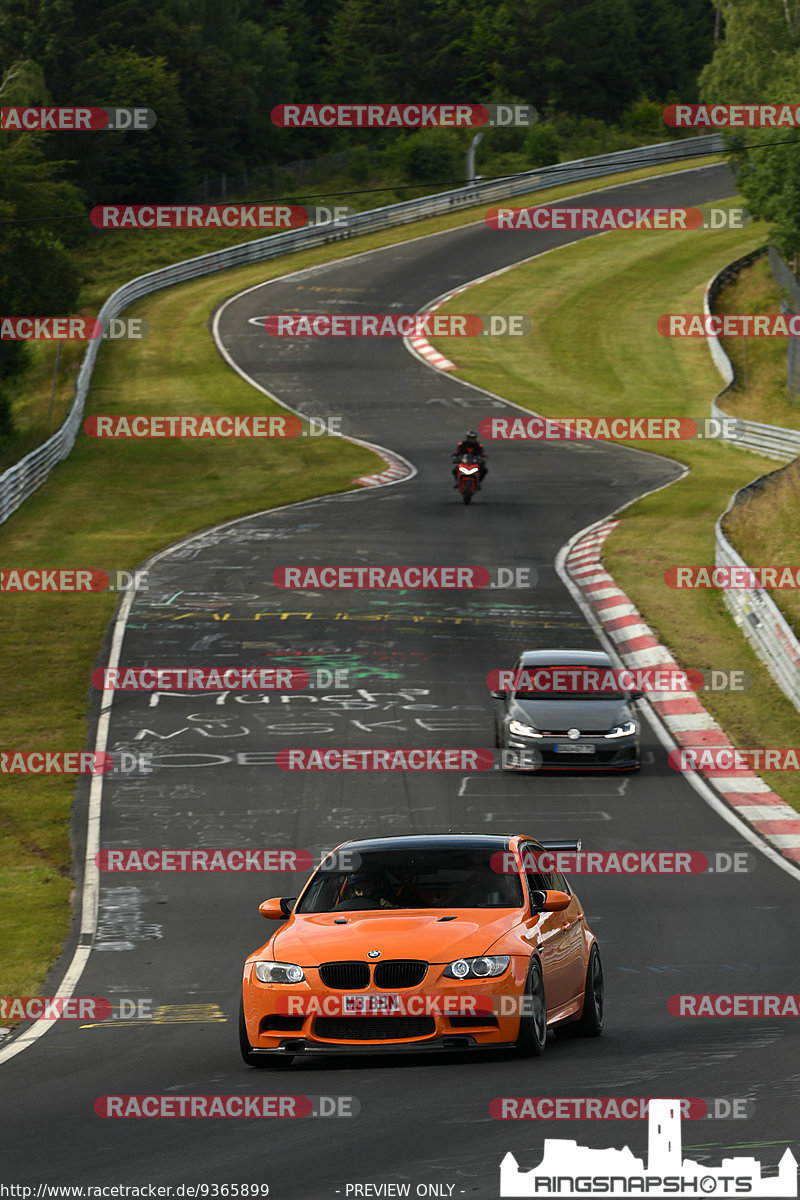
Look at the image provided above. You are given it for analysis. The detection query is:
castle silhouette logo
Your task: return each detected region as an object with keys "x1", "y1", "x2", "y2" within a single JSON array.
[{"x1": 500, "y1": 1099, "x2": 797, "y2": 1197}]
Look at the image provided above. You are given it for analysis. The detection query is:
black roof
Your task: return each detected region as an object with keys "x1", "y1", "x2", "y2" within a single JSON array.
[{"x1": 340, "y1": 834, "x2": 516, "y2": 853}]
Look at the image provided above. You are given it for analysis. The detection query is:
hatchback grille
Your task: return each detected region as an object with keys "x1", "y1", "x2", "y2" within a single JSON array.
[
  {"x1": 373, "y1": 960, "x2": 428, "y2": 989},
  {"x1": 319, "y1": 961, "x2": 370, "y2": 990},
  {"x1": 314, "y1": 1017, "x2": 436, "y2": 1041}
]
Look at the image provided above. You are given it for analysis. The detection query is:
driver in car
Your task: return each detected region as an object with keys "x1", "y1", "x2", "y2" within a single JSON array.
[{"x1": 335, "y1": 871, "x2": 397, "y2": 911}]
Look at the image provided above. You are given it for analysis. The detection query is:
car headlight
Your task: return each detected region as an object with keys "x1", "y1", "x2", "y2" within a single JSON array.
[
  {"x1": 254, "y1": 961, "x2": 306, "y2": 983},
  {"x1": 508, "y1": 719, "x2": 542, "y2": 738},
  {"x1": 444, "y1": 955, "x2": 510, "y2": 979},
  {"x1": 605, "y1": 721, "x2": 637, "y2": 739}
]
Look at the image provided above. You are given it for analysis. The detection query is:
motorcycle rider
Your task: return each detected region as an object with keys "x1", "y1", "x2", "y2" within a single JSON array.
[{"x1": 452, "y1": 430, "x2": 487, "y2": 488}]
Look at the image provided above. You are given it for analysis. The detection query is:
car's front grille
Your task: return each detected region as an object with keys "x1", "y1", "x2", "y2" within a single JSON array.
[
  {"x1": 319, "y1": 961, "x2": 370, "y2": 990},
  {"x1": 374, "y1": 960, "x2": 428, "y2": 989},
  {"x1": 314, "y1": 1017, "x2": 436, "y2": 1041},
  {"x1": 538, "y1": 729, "x2": 608, "y2": 737}
]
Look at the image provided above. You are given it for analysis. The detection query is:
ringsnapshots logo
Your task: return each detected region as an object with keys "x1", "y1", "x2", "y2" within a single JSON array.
[
  {"x1": 259, "y1": 314, "x2": 530, "y2": 337},
  {"x1": 499, "y1": 1099, "x2": 797, "y2": 1197},
  {"x1": 0, "y1": 107, "x2": 156, "y2": 131},
  {"x1": 271, "y1": 102, "x2": 536, "y2": 128}
]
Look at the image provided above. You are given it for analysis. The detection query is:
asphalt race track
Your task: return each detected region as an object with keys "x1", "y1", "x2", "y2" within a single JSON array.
[{"x1": 2, "y1": 165, "x2": 798, "y2": 1198}]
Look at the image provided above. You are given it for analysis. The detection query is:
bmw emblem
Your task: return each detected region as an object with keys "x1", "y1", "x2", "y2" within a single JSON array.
[
  {"x1": 567, "y1": 728, "x2": 581, "y2": 740},
  {"x1": 367, "y1": 950, "x2": 381, "y2": 959}
]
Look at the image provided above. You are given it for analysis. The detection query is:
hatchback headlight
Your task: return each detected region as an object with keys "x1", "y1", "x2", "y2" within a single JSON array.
[
  {"x1": 509, "y1": 719, "x2": 542, "y2": 738},
  {"x1": 444, "y1": 955, "x2": 510, "y2": 979},
  {"x1": 254, "y1": 961, "x2": 305, "y2": 983},
  {"x1": 605, "y1": 721, "x2": 637, "y2": 739}
]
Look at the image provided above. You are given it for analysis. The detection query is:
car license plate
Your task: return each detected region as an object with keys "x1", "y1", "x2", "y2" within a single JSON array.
[
  {"x1": 342, "y1": 994, "x2": 401, "y2": 1014},
  {"x1": 553, "y1": 743, "x2": 594, "y2": 754}
]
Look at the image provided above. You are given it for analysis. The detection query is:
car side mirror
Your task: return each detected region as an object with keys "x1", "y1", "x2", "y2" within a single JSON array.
[
  {"x1": 629, "y1": 690, "x2": 644, "y2": 701},
  {"x1": 531, "y1": 889, "x2": 570, "y2": 913},
  {"x1": 259, "y1": 896, "x2": 296, "y2": 919},
  {"x1": 490, "y1": 690, "x2": 507, "y2": 699}
]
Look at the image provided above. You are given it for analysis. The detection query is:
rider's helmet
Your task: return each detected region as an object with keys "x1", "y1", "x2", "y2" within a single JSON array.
[{"x1": 466, "y1": 429, "x2": 478, "y2": 440}]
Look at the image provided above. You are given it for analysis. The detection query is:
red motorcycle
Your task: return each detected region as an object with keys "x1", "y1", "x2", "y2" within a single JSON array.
[{"x1": 455, "y1": 452, "x2": 483, "y2": 504}]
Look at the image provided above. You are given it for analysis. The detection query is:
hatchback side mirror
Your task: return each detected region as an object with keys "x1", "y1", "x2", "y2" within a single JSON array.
[{"x1": 490, "y1": 689, "x2": 507, "y2": 700}]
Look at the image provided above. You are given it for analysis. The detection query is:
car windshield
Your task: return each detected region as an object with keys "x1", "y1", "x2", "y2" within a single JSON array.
[
  {"x1": 514, "y1": 664, "x2": 626, "y2": 701},
  {"x1": 295, "y1": 847, "x2": 524, "y2": 913}
]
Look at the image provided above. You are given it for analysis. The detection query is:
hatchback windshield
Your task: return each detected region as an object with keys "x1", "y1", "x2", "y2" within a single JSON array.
[
  {"x1": 514, "y1": 663, "x2": 626, "y2": 701},
  {"x1": 296, "y1": 847, "x2": 524, "y2": 913}
]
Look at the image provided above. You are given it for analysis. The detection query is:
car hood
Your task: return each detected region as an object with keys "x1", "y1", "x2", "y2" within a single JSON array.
[
  {"x1": 272, "y1": 909, "x2": 521, "y2": 965},
  {"x1": 510, "y1": 697, "x2": 633, "y2": 730}
]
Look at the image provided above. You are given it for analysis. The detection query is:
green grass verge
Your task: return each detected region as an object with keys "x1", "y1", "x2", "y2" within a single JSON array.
[
  {"x1": 430, "y1": 202, "x2": 800, "y2": 813},
  {"x1": 0, "y1": 152, "x2": 724, "y2": 1013}
]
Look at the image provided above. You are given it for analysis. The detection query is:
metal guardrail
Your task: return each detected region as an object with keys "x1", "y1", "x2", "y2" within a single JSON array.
[
  {"x1": 705, "y1": 246, "x2": 800, "y2": 460},
  {"x1": 715, "y1": 482, "x2": 800, "y2": 711},
  {"x1": 707, "y1": 251, "x2": 800, "y2": 711},
  {"x1": 0, "y1": 133, "x2": 724, "y2": 526}
]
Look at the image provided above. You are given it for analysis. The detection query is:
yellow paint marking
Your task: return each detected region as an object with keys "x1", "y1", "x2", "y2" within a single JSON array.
[{"x1": 80, "y1": 1003, "x2": 227, "y2": 1029}]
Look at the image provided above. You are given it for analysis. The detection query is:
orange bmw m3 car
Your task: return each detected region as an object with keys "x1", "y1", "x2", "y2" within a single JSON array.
[{"x1": 239, "y1": 833, "x2": 604, "y2": 1066}]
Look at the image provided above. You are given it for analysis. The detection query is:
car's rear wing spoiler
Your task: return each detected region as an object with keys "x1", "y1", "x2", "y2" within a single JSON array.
[{"x1": 538, "y1": 839, "x2": 582, "y2": 852}]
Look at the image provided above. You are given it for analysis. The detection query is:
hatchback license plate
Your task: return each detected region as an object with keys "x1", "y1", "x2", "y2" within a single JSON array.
[{"x1": 553, "y1": 743, "x2": 594, "y2": 754}]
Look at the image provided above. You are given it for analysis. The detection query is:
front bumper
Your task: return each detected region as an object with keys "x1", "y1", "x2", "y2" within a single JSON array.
[
  {"x1": 246, "y1": 1035, "x2": 518, "y2": 1057},
  {"x1": 504, "y1": 734, "x2": 640, "y2": 770},
  {"x1": 242, "y1": 960, "x2": 528, "y2": 1050}
]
